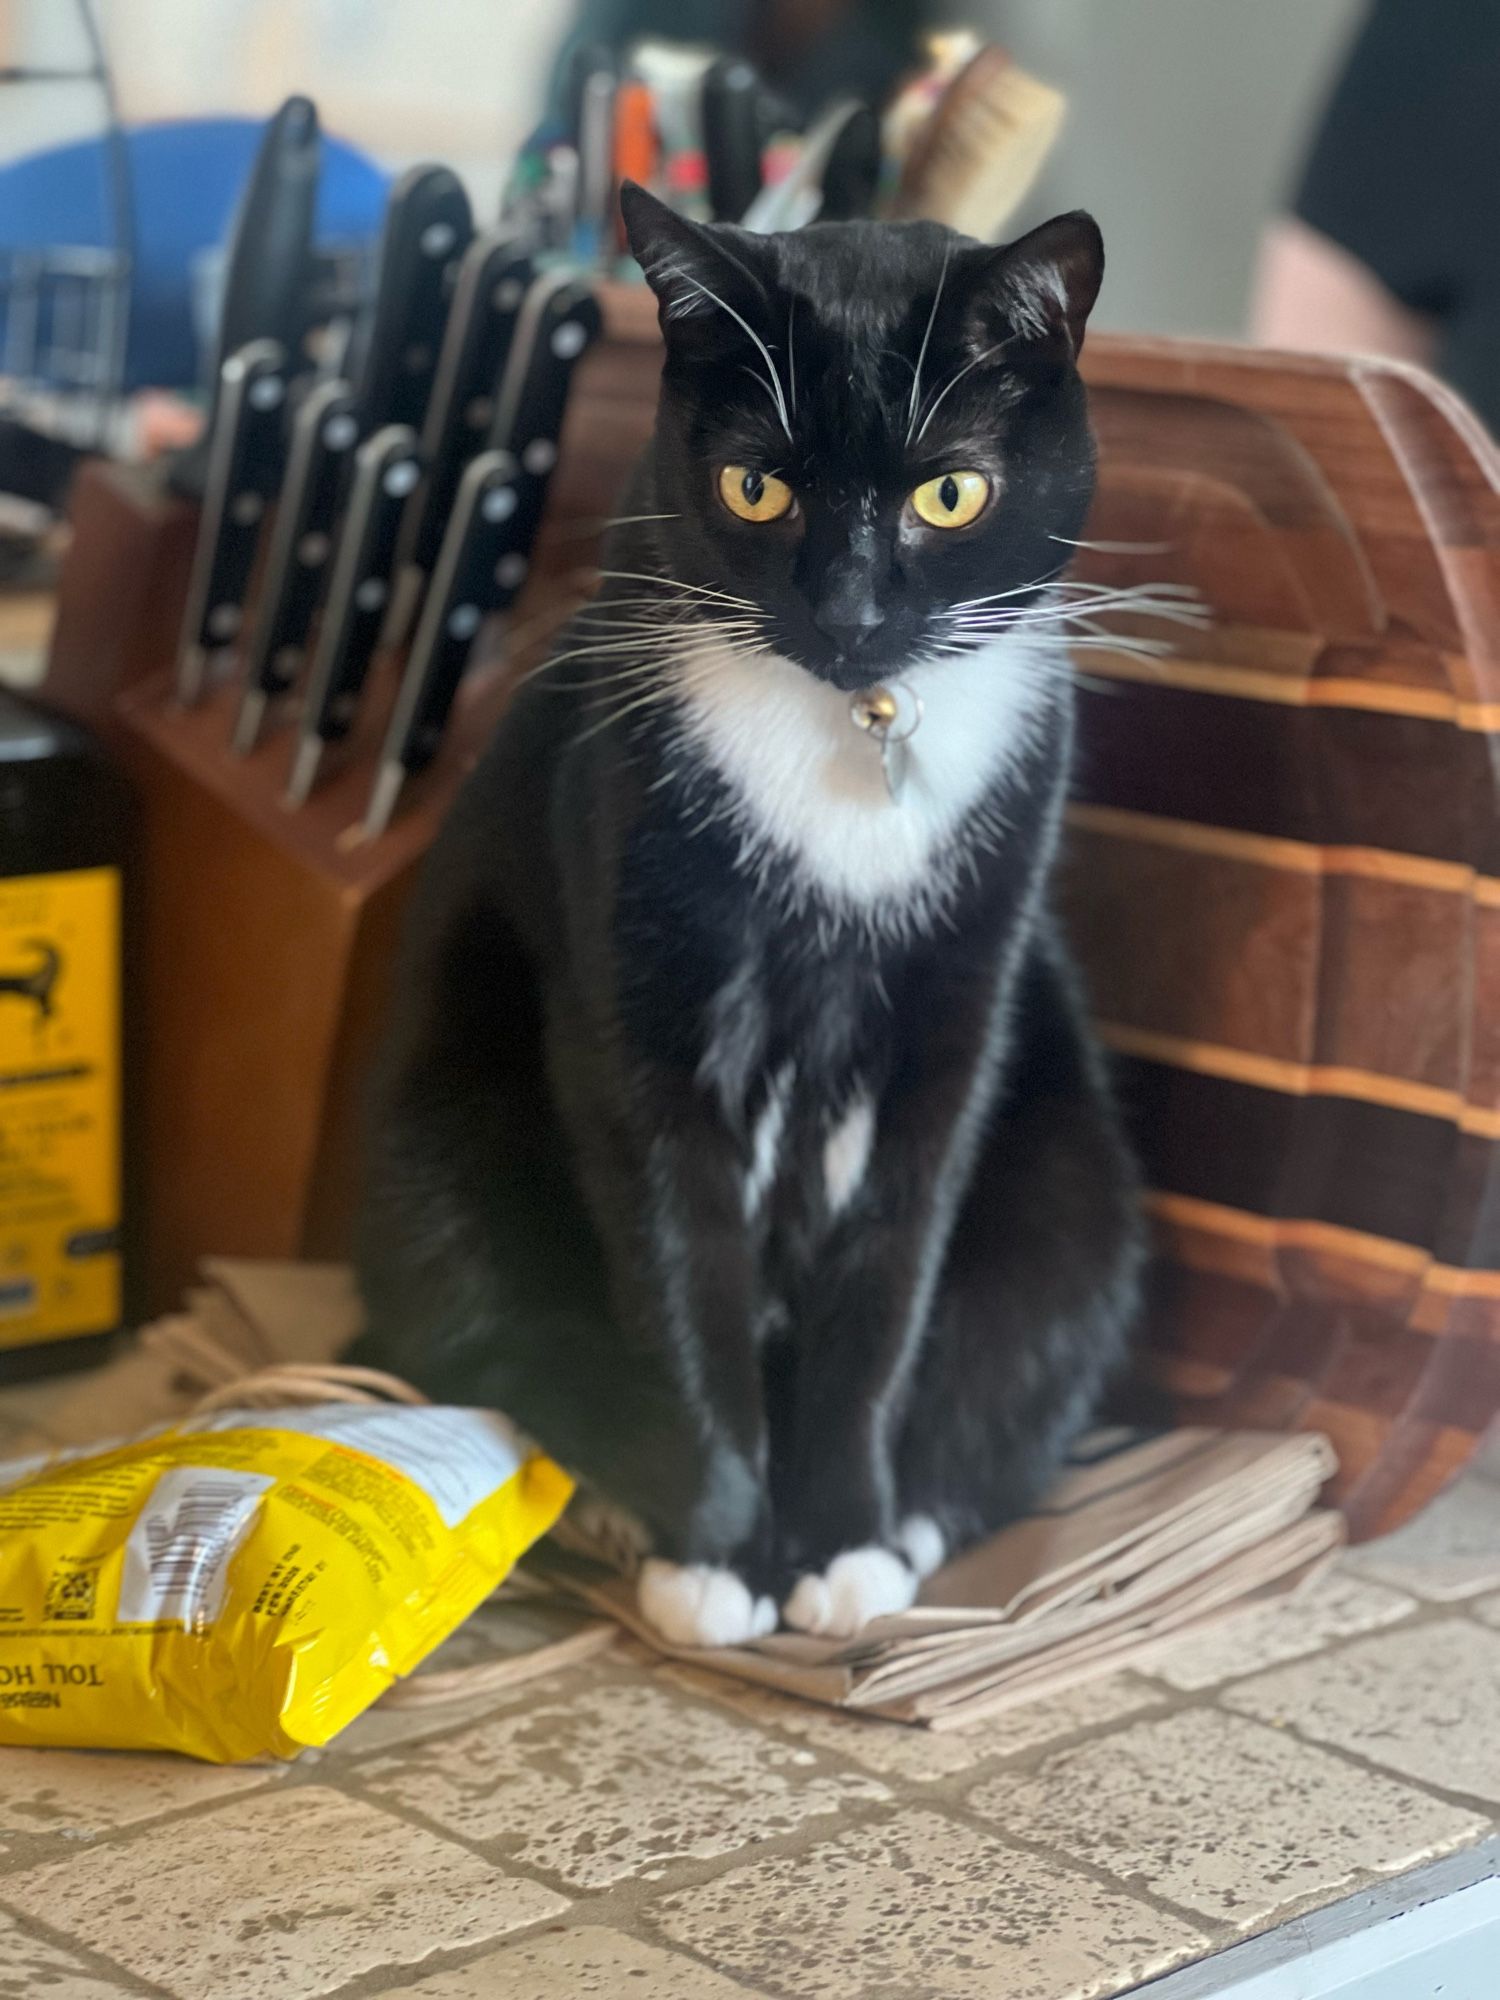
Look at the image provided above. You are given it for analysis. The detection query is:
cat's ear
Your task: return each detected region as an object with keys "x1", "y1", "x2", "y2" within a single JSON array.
[
  {"x1": 619, "y1": 180, "x2": 768, "y2": 341},
  {"x1": 970, "y1": 211, "x2": 1105, "y2": 361}
]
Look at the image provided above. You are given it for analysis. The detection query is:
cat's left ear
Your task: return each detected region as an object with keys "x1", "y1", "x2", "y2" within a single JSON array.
[{"x1": 970, "y1": 211, "x2": 1105, "y2": 361}]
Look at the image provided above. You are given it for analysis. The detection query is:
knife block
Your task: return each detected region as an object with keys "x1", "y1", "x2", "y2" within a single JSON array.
[
  {"x1": 45, "y1": 283, "x2": 662, "y2": 1315},
  {"x1": 44, "y1": 458, "x2": 200, "y2": 738}
]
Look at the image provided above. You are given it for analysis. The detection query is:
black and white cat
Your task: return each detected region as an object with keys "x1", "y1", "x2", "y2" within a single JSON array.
[{"x1": 354, "y1": 184, "x2": 1144, "y2": 1646}]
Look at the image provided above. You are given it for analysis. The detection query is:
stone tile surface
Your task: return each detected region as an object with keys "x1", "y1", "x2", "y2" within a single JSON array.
[
  {"x1": 662, "y1": 1663, "x2": 1163, "y2": 1779},
  {"x1": 652, "y1": 1805, "x2": 1208, "y2": 2000},
  {"x1": 0, "y1": 1746, "x2": 275, "y2": 1852},
  {"x1": 381, "y1": 1927, "x2": 773, "y2": 1997},
  {"x1": 974, "y1": 1707, "x2": 1486, "y2": 1928},
  {"x1": 1472, "y1": 1592, "x2": 1500, "y2": 1630},
  {"x1": 1344, "y1": 1466, "x2": 1500, "y2": 1601},
  {"x1": 1138, "y1": 1569, "x2": 1416, "y2": 1691},
  {"x1": 358, "y1": 1667, "x2": 887, "y2": 1891},
  {"x1": 0, "y1": 1785, "x2": 566, "y2": 2000},
  {"x1": 1224, "y1": 1619, "x2": 1500, "y2": 1804},
  {"x1": 0, "y1": 1911, "x2": 137, "y2": 1999}
]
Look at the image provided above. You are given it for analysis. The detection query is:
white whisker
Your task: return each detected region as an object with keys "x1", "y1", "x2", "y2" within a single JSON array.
[
  {"x1": 668, "y1": 268, "x2": 792, "y2": 439},
  {"x1": 1049, "y1": 533, "x2": 1176, "y2": 554},
  {"x1": 906, "y1": 242, "x2": 950, "y2": 445},
  {"x1": 914, "y1": 337, "x2": 1015, "y2": 443}
]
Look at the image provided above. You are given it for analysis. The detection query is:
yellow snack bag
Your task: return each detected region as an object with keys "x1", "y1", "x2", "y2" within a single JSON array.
[{"x1": 0, "y1": 1404, "x2": 572, "y2": 1761}]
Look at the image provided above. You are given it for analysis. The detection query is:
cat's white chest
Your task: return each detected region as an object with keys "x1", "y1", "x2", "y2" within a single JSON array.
[{"x1": 673, "y1": 631, "x2": 1061, "y2": 920}]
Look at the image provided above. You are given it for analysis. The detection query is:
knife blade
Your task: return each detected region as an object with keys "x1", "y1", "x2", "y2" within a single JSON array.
[
  {"x1": 169, "y1": 96, "x2": 319, "y2": 500},
  {"x1": 363, "y1": 276, "x2": 601, "y2": 835},
  {"x1": 285, "y1": 424, "x2": 422, "y2": 805},
  {"x1": 229, "y1": 169, "x2": 474, "y2": 746},
  {"x1": 175, "y1": 338, "x2": 290, "y2": 704},
  {"x1": 230, "y1": 377, "x2": 359, "y2": 752},
  {"x1": 383, "y1": 230, "x2": 535, "y2": 651}
]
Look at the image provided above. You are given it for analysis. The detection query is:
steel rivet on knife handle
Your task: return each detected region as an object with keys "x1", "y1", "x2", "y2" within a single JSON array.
[
  {"x1": 231, "y1": 376, "x2": 360, "y2": 753},
  {"x1": 176, "y1": 338, "x2": 289, "y2": 705},
  {"x1": 285, "y1": 423, "x2": 422, "y2": 806}
]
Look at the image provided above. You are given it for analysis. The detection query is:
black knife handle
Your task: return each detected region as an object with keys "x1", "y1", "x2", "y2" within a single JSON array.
[
  {"x1": 379, "y1": 449, "x2": 521, "y2": 782},
  {"x1": 487, "y1": 275, "x2": 602, "y2": 602},
  {"x1": 176, "y1": 338, "x2": 289, "y2": 700},
  {"x1": 406, "y1": 232, "x2": 534, "y2": 579},
  {"x1": 168, "y1": 96, "x2": 319, "y2": 499},
  {"x1": 702, "y1": 57, "x2": 765, "y2": 223},
  {"x1": 353, "y1": 164, "x2": 474, "y2": 434},
  {"x1": 491, "y1": 271, "x2": 601, "y2": 456},
  {"x1": 299, "y1": 423, "x2": 422, "y2": 747},
  {"x1": 240, "y1": 377, "x2": 360, "y2": 699}
]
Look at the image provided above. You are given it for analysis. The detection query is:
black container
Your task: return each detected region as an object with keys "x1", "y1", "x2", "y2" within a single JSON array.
[{"x1": 0, "y1": 692, "x2": 131, "y2": 1380}]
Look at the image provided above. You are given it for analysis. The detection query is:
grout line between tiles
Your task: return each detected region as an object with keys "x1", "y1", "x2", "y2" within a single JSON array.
[{"x1": 0, "y1": 1891, "x2": 177, "y2": 1998}]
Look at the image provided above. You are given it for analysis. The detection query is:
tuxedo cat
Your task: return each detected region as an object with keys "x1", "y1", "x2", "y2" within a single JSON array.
[{"x1": 354, "y1": 183, "x2": 1143, "y2": 1646}]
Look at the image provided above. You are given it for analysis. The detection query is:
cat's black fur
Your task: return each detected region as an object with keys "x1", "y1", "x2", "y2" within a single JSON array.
[{"x1": 355, "y1": 185, "x2": 1143, "y2": 1625}]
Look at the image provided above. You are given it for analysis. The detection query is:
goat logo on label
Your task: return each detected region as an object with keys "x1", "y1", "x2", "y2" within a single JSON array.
[{"x1": 0, "y1": 940, "x2": 62, "y2": 1022}]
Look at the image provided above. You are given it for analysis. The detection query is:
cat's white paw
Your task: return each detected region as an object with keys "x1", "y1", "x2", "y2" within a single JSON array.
[
  {"x1": 894, "y1": 1512, "x2": 947, "y2": 1580},
  {"x1": 637, "y1": 1559, "x2": 777, "y2": 1648},
  {"x1": 782, "y1": 1545, "x2": 918, "y2": 1637}
]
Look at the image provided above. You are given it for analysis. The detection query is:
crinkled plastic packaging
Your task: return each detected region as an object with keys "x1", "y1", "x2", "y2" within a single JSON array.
[{"x1": 0, "y1": 1404, "x2": 572, "y2": 1761}]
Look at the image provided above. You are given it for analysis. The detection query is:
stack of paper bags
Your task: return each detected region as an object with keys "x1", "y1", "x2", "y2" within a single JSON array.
[{"x1": 538, "y1": 1427, "x2": 1341, "y2": 1729}]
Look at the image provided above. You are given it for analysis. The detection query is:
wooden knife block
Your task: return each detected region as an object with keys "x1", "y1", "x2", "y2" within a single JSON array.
[{"x1": 43, "y1": 285, "x2": 663, "y2": 1314}]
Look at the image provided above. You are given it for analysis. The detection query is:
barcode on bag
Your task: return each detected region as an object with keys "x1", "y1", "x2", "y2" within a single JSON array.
[{"x1": 117, "y1": 1467, "x2": 273, "y2": 1628}]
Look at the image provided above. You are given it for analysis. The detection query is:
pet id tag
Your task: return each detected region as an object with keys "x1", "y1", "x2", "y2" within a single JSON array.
[{"x1": 850, "y1": 682, "x2": 923, "y2": 804}]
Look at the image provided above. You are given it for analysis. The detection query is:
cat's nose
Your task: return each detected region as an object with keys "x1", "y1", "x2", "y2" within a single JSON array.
[{"x1": 812, "y1": 601, "x2": 884, "y2": 658}]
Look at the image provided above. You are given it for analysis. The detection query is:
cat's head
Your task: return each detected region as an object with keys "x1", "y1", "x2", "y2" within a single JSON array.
[{"x1": 620, "y1": 182, "x2": 1104, "y2": 692}]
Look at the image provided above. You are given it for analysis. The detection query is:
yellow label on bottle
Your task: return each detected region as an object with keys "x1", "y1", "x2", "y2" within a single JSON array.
[{"x1": 0, "y1": 867, "x2": 121, "y2": 1348}]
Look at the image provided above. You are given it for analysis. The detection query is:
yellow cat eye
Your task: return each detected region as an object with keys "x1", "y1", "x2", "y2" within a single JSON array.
[
  {"x1": 909, "y1": 470, "x2": 990, "y2": 529},
  {"x1": 718, "y1": 464, "x2": 795, "y2": 523}
]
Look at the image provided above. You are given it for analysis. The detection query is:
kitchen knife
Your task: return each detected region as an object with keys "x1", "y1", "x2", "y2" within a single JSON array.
[
  {"x1": 230, "y1": 377, "x2": 359, "y2": 752},
  {"x1": 383, "y1": 231, "x2": 535, "y2": 651},
  {"x1": 169, "y1": 96, "x2": 320, "y2": 500},
  {"x1": 285, "y1": 424, "x2": 422, "y2": 805},
  {"x1": 363, "y1": 276, "x2": 601, "y2": 835},
  {"x1": 229, "y1": 168, "x2": 475, "y2": 745},
  {"x1": 175, "y1": 338, "x2": 290, "y2": 705}
]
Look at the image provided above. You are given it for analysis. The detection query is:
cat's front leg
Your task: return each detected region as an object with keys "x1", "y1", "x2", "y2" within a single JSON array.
[
  {"x1": 564, "y1": 1072, "x2": 777, "y2": 1645},
  {"x1": 773, "y1": 1044, "x2": 1001, "y2": 1636}
]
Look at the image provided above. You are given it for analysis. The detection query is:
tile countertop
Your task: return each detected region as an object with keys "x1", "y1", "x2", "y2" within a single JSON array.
[{"x1": 2, "y1": 1371, "x2": 1498, "y2": 2000}]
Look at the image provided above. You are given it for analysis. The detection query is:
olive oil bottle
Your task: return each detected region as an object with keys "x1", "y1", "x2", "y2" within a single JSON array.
[{"x1": 0, "y1": 692, "x2": 129, "y2": 1376}]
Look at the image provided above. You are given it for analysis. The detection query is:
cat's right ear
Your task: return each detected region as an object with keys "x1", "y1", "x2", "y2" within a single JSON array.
[{"x1": 619, "y1": 181, "x2": 767, "y2": 342}]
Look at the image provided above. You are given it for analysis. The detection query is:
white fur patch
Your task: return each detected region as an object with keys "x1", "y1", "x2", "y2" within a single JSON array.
[
  {"x1": 743, "y1": 1064, "x2": 793, "y2": 1220},
  {"x1": 894, "y1": 1513, "x2": 947, "y2": 1580},
  {"x1": 782, "y1": 1546, "x2": 918, "y2": 1637},
  {"x1": 638, "y1": 1559, "x2": 777, "y2": 1647},
  {"x1": 673, "y1": 630, "x2": 1062, "y2": 929},
  {"x1": 823, "y1": 1093, "x2": 874, "y2": 1216}
]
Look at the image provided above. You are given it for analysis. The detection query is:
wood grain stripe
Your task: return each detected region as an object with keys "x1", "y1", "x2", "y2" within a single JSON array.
[
  {"x1": 1066, "y1": 802, "x2": 1500, "y2": 899},
  {"x1": 1098, "y1": 1021, "x2": 1500, "y2": 1139},
  {"x1": 1077, "y1": 651, "x2": 1500, "y2": 730},
  {"x1": 1145, "y1": 1192, "x2": 1500, "y2": 1298}
]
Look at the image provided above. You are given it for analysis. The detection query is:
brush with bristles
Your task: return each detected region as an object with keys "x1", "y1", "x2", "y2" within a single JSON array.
[{"x1": 889, "y1": 45, "x2": 1066, "y2": 242}]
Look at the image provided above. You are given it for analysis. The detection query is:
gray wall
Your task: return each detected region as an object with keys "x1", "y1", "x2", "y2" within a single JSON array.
[{"x1": 987, "y1": 0, "x2": 1366, "y2": 337}]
